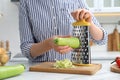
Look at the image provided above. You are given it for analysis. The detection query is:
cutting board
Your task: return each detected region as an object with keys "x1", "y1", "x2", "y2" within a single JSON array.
[
  {"x1": 29, "y1": 62, "x2": 102, "y2": 75},
  {"x1": 111, "y1": 64, "x2": 120, "y2": 73},
  {"x1": 107, "y1": 33, "x2": 113, "y2": 51}
]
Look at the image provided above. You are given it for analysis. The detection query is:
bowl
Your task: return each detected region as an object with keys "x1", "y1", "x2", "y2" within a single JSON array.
[{"x1": 0, "y1": 48, "x2": 11, "y2": 66}]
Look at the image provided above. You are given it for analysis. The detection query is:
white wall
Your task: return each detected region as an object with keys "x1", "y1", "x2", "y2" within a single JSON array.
[
  {"x1": 0, "y1": 0, "x2": 19, "y2": 57},
  {"x1": 0, "y1": 0, "x2": 120, "y2": 57},
  {"x1": 96, "y1": 16, "x2": 120, "y2": 51},
  {"x1": 96, "y1": 16, "x2": 120, "y2": 34}
]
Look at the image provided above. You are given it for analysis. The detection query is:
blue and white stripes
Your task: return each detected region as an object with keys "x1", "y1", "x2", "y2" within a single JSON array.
[{"x1": 19, "y1": 0, "x2": 107, "y2": 62}]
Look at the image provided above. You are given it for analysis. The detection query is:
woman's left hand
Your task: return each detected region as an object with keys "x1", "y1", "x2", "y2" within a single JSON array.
[
  {"x1": 49, "y1": 35, "x2": 73, "y2": 54},
  {"x1": 71, "y1": 9, "x2": 92, "y2": 23}
]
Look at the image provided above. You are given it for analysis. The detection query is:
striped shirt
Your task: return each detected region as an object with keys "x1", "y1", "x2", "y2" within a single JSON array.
[{"x1": 19, "y1": 0, "x2": 107, "y2": 62}]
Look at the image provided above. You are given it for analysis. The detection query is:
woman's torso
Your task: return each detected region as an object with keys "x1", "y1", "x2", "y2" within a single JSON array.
[{"x1": 25, "y1": 0, "x2": 87, "y2": 62}]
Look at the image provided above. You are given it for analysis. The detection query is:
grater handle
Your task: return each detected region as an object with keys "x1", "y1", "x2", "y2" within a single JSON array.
[{"x1": 72, "y1": 19, "x2": 90, "y2": 27}]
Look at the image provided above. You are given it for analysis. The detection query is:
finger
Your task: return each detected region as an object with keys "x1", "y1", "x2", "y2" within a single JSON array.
[
  {"x1": 76, "y1": 11, "x2": 81, "y2": 21},
  {"x1": 59, "y1": 47, "x2": 73, "y2": 54},
  {"x1": 79, "y1": 9, "x2": 86, "y2": 20},
  {"x1": 62, "y1": 35, "x2": 72, "y2": 38},
  {"x1": 71, "y1": 11, "x2": 76, "y2": 20},
  {"x1": 54, "y1": 45, "x2": 68, "y2": 52},
  {"x1": 84, "y1": 12, "x2": 90, "y2": 20},
  {"x1": 71, "y1": 10, "x2": 80, "y2": 21},
  {"x1": 57, "y1": 46, "x2": 70, "y2": 51},
  {"x1": 57, "y1": 46, "x2": 71, "y2": 53}
]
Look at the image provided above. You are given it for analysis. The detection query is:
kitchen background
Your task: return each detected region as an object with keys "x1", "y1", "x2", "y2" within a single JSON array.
[{"x1": 0, "y1": 0, "x2": 120, "y2": 59}]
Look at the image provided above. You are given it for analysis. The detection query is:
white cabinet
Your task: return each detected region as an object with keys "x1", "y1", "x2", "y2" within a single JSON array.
[
  {"x1": 86, "y1": 0, "x2": 120, "y2": 13},
  {"x1": 101, "y1": 0, "x2": 120, "y2": 12},
  {"x1": 85, "y1": 0, "x2": 99, "y2": 12}
]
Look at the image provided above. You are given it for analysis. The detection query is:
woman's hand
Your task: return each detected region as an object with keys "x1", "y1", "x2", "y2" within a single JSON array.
[
  {"x1": 71, "y1": 9, "x2": 92, "y2": 23},
  {"x1": 71, "y1": 8, "x2": 104, "y2": 41},
  {"x1": 49, "y1": 35, "x2": 73, "y2": 54}
]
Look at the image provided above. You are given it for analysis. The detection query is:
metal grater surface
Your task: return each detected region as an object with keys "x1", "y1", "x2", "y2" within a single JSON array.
[{"x1": 71, "y1": 26, "x2": 91, "y2": 64}]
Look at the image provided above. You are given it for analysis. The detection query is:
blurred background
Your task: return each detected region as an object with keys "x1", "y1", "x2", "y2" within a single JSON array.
[{"x1": 0, "y1": 0, "x2": 120, "y2": 60}]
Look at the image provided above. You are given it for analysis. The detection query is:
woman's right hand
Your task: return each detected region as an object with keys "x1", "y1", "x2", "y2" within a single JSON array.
[{"x1": 49, "y1": 35, "x2": 73, "y2": 54}]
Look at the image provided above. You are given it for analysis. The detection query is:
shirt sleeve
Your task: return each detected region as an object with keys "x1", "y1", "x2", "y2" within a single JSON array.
[
  {"x1": 19, "y1": 0, "x2": 35, "y2": 60},
  {"x1": 78, "y1": 0, "x2": 108, "y2": 45},
  {"x1": 90, "y1": 17, "x2": 108, "y2": 45}
]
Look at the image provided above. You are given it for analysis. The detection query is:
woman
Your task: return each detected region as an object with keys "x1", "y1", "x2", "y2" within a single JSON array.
[{"x1": 19, "y1": 0, "x2": 107, "y2": 62}]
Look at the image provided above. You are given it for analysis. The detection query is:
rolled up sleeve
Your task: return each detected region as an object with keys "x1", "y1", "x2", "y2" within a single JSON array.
[
  {"x1": 79, "y1": 0, "x2": 108, "y2": 45},
  {"x1": 19, "y1": 0, "x2": 35, "y2": 60},
  {"x1": 90, "y1": 16, "x2": 108, "y2": 45}
]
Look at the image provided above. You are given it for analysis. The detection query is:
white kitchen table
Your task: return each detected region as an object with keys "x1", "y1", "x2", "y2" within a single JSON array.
[{"x1": 3, "y1": 59, "x2": 120, "y2": 80}]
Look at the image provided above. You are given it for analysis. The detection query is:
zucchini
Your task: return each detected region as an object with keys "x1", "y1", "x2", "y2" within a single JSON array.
[
  {"x1": 54, "y1": 59, "x2": 75, "y2": 68},
  {"x1": 54, "y1": 37, "x2": 80, "y2": 49},
  {"x1": 0, "y1": 64, "x2": 25, "y2": 79}
]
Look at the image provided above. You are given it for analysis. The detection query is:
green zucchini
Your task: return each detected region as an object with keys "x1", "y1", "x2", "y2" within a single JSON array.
[
  {"x1": 0, "y1": 64, "x2": 25, "y2": 79},
  {"x1": 54, "y1": 37, "x2": 80, "y2": 49}
]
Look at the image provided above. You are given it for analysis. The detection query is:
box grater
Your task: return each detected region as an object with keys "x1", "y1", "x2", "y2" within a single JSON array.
[{"x1": 71, "y1": 20, "x2": 91, "y2": 64}]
